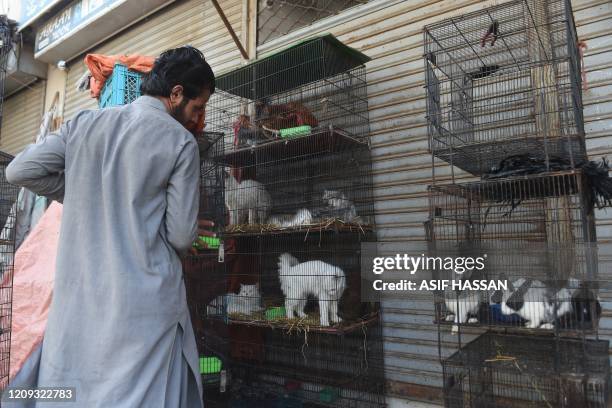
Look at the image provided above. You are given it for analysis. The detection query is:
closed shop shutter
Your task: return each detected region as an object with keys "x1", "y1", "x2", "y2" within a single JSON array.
[{"x1": 0, "y1": 81, "x2": 45, "y2": 155}]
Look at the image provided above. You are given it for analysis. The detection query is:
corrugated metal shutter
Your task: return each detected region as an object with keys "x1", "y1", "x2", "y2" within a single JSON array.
[
  {"x1": 63, "y1": 0, "x2": 243, "y2": 121},
  {"x1": 0, "y1": 81, "x2": 45, "y2": 155},
  {"x1": 256, "y1": 0, "x2": 612, "y2": 401}
]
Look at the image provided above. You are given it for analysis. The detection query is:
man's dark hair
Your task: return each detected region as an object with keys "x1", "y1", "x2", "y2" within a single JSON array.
[{"x1": 140, "y1": 46, "x2": 215, "y2": 99}]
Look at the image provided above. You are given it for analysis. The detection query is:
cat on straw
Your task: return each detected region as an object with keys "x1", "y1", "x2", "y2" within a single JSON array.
[
  {"x1": 224, "y1": 172, "x2": 271, "y2": 225},
  {"x1": 278, "y1": 253, "x2": 346, "y2": 327},
  {"x1": 268, "y1": 208, "x2": 313, "y2": 228},
  {"x1": 323, "y1": 189, "x2": 361, "y2": 223},
  {"x1": 207, "y1": 284, "x2": 263, "y2": 316}
]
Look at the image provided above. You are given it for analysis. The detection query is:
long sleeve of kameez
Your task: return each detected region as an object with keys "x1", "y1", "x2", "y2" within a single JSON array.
[
  {"x1": 5, "y1": 112, "x2": 89, "y2": 203},
  {"x1": 165, "y1": 140, "x2": 200, "y2": 253}
]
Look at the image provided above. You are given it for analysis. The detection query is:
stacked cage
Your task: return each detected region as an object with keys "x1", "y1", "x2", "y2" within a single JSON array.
[
  {"x1": 0, "y1": 17, "x2": 18, "y2": 392},
  {"x1": 202, "y1": 35, "x2": 385, "y2": 407},
  {"x1": 423, "y1": 0, "x2": 609, "y2": 406},
  {"x1": 182, "y1": 132, "x2": 229, "y2": 406}
]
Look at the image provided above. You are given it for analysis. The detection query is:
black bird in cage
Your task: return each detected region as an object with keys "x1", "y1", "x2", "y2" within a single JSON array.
[
  {"x1": 484, "y1": 154, "x2": 612, "y2": 210},
  {"x1": 468, "y1": 64, "x2": 500, "y2": 80}
]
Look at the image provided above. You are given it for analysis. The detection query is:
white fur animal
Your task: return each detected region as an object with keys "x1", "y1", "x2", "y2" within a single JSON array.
[
  {"x1": 268, "y1": 208, "x2": 313, "y2": 228},
  {"x1": 207, "y1": 284, "x2": 263, "y2": 316},
  {"x1": 278, "y1": 253, "x2": 346, "y2": 326},
  {"x1": 500, "y1": 278, "x2": 572, "y2": 329},
  {"x1": 444, "y1": 292, "x2": 481, "y2": 334},
  {"x1": 323, "y1": 190, "x2": 361, "y2": 223},
  {"x1": 225, "y1": 173, "x2": 271, "y2": 225}
]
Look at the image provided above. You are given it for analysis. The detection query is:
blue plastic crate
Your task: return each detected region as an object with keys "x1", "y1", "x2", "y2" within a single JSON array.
[{"x1": 99, "y1": 63, "x2": 142, "y2": 108}]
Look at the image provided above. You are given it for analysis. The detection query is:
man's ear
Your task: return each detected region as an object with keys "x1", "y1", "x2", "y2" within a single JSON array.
[{"x1": 170, "y1": 85, "x2": 184, "y2": 103}]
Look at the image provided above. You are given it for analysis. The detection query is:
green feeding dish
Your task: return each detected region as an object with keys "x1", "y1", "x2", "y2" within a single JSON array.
[
  {"x1": 280, "y1": 126, "x2": 312, "y2": 139},
  {"x1": 265, "y1": 306, "x2": 286, "y2": 320},
  {"x1": 200, "y1": 356, "x2": 222, "y2": 374},
  {"x1": 319, "y1": 387, "x2": 339, "y2": 403},
  {"x1": 193, "y1": 236, "x2": 221, "y2": 250}
]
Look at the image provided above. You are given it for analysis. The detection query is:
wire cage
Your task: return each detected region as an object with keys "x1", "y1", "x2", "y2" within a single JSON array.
[
  {"x1": 442, "y1": 332, "x2": 610, "y2": 407},
  {"x1": 207, "y1": 34, "x2": 371, "y2": 152},
  {"x1": 181, "y1": 132, "x2": 229, "y2": 404},
  {"x1": 426, "y1": 171, "x2": 601, "y2": 332},
  {"x1": 218, "y1": 141, "x2": 375, "y2": 235},
  {"x1": 226, "y1": 320, "x2": 385, "y2": 408},
  {"x1": 424, "y1": 0, "x2": 585, "y2": 177},
  {"x1": 203, "y1": 231, "x2": 379, "y2": 332},
  {"x1": 0, "y1": 151, "x2": 20, "y2": 391},
  {"x1": 201, "y1": 34, "x2": 382, "y2": 406}
]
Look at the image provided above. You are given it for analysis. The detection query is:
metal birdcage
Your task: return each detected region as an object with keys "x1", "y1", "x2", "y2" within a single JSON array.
[
  {"x1": 424, "y1": 0, "x2": 585, "y2": 178},
  {"x1": 442, "y1": 333, "x2": 609, "y2": 407},
  {"x1": 201, "y1": 34, "x2": 384, "y2": 406}
]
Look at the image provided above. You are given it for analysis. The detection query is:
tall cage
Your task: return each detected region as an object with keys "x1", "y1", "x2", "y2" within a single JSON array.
[
  {"x1": 442, "y1": 333, "x2": 609, "y2": 407},
  {"x1": 202, "y1": 34, "x2": 385, "y2": 406},
  {"x1": 182, "y1": 132, "x2": 229, "y2": 405},
  {"x1": 424, "y1": 0, "x2": 585, "y2": 177},
  {"x1": 423, "y1": 1, "x2": 609, "y2": 406},
  {"x1": 0, "y1": 152, "x2": 19, "y2": 391}
]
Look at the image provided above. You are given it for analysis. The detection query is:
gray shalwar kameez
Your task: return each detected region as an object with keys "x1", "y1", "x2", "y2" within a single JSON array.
[{"x1": 4, "y1": 96, "x2": 204, "y2": 408}]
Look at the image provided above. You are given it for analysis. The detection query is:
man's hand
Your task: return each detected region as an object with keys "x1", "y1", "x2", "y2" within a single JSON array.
[{"x1": 189, "y1": 219, "x2": 216, "y2": 255}]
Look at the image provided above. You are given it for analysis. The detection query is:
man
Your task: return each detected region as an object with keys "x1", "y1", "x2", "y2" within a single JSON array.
[{"x1": 5, "y1": 47, "x2": 214, "y2": 407}]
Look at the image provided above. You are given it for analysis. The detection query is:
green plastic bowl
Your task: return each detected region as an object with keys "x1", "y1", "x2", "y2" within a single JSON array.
[
  {"x1": 200, "y1": 356, "x2": 222, "y2": 374},
  {"x1": 265, "y1": 306, "x2": 286, "y2": 320},
  {"x1": 192, "y1": 236, "x2": 221, "y2": 250}
]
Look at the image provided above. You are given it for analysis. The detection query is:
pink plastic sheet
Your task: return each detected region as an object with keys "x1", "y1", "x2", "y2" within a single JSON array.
[{"x1": 6, "y1": 202, "x2": 62, "y2": 381}]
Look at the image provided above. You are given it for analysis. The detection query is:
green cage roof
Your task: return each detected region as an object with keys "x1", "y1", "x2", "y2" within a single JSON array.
[{"x1": 215, "y1": 34, "x2": 371, "y2": 99}]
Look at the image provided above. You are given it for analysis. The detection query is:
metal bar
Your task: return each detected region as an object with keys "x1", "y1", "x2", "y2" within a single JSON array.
[{"x1": 210, "y1": 0, "x2": 249, "y2": 60}]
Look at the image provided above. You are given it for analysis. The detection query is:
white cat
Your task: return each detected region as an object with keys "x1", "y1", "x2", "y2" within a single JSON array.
[
  {"x1": 207, "y1": 284, "x2": 263, "y2": 316},
  {"x1": 444, "y1": 291, "x2": 481, "y2": 334},
  {"x1": 268, "y1": 208, "x2": 313, "y2": 228},
  {"x1": 225, "y1": 172, "x2": 271, "y2": 225},
  {"x1": 278, "y1": 253, "x2": 346, "y2": 327},
  {"x1": 322, "y1": 190, "x2": 361, "y2": 223},
  {"x1": 500, "y1": 278, "x2": 572, "y2": 329}
]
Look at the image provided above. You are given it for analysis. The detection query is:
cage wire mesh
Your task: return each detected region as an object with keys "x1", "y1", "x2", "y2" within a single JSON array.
[
  {"x1": 0, "y1": 16, "x2": 14, "y2": 128},
  {"x1": 226, "y1": 322, "x2": 385, "y2": 407},
  {"x1": 0, "y1": 17, "x2": 16, "y2": 392},
  {"x1": 443, "y1": 333, "x2": 610, "y2": 407},
  {"x1": 202, "y1": 35, "x2": 383, "y2": 406},
  {"x1": 257, "y1": 0, "x2": 370, "y2": 46},
  {"x1": 0, "y1": 151, "x2": 19, "y2": 391},
  {"x1": 424, "y1": 0, "x2": 585, "y2": 177},
  {"x1": 427, "y1": 171, "x2": 600, "y2": 333},
  {"x1": 182, "y1": 132, "x2": 229, "y2": 404}
]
